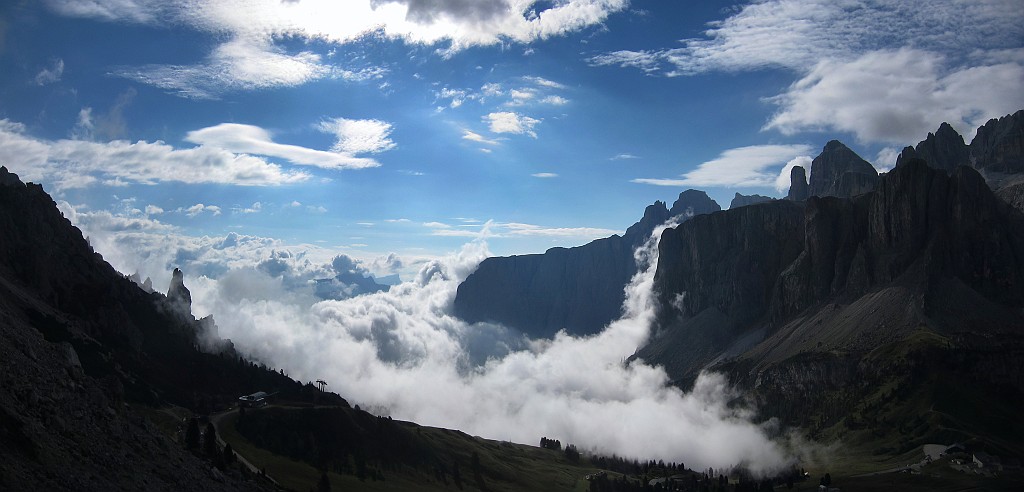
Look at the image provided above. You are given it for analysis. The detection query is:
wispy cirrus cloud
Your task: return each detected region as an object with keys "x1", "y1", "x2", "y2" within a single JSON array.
[
  {"x1": 185, "y1": 119, "x2": 393, "y2": 170},
  {"x1": 633, "y1": 144, "x2": 812, "y2": 190},
  {"x1": 34, "y1": 58, "x2": 65, "y2": 85},
  {"x1": 0, "y1": 118, "x2": 309, "y2": 190}
]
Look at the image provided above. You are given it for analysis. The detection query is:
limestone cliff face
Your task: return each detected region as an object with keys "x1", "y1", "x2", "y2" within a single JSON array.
[
  {"x1": 808, "y1": 140, "x2": 879, "y2": 198},
  {"x1": 639, "y1": 157, "x2": 1024, "y2": 384},
  {"x1": 654, "y1": 200, "x2": 805, "y2": 326},
  {"x1": 729, "y1": 193, "x2": 774, "y2": 209},
  {"x1": 896, "y1": 122, "x2": 970, "y2": 173},
  {"x1": 970, "y1": 109, "x2": 1024, "y2": 174},
  {"x1": 785, "y1": 165, "x2": 809, "y2": 201},
  {"x1": 453, "y1": 190, "x2": 720, "y2": 337}
]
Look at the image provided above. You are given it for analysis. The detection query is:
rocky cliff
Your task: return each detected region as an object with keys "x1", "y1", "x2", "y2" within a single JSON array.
[
  {"x1": 0, "y1": 165, "x2": 340, "y2": 490},
  {"x1": 896, "y1": 122, "x2": 970, "y2": 173},
  {"x1": 729, "y1": 193, "x2": 774, "y2": 209},
  {"x1": 971, "y1": 109, "x2": 1024, "y2": 175},
  {"x1": 640, "y1": 156, "x2": 1024, "y2": 380},
  {"x1": 785, "y1": 165, "x2": 809, "y2": 201},
  {"x1": 807, "y1": 140, "x2": 879, "y2": 198},
  {"x1": 454, "y1": 190, "x2": 720, "y2": 337}
]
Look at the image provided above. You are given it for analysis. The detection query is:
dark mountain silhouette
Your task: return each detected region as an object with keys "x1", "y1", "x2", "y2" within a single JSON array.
[
  {"x1": 785, "y1": 165, "x2": 809, "y2": 201},
  {"x1": 896, "y1": 122, "x2": 970, "y2": 173},
  {"x1": 453, "y1": 190, "x2": 720, "y2": 337},
  {"x1": 633, "y1": 112, "x2": 1024, "y2": 459},
  {"x1": 807, "y1": 140, "x2": 879, "y2": 198},
  {"x1": 0, "y1": 166, "x2": 342, "y2": 490},
  {"x1": 729, "y1": 192, "x2": 774, "y2": 209}
]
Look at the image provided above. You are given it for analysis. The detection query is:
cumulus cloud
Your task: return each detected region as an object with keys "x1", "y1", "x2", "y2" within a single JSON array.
[
  {"x1": 34, "y1": 58, "x2": 64, "y2": 85},
  {"x1": 588, "y1": 0, "x2": 1024, "y2": 145},
  {"x1": 634, "y1": 144, "x2": 813, "y2": 190},
  {"x1": 589, "y1": 0, "x2": 1023, "y2": 76},
  {"x1": 773, "y1": 156, "x2": 812, "y2": 193},
  {"x1": 183, "y1": 203, "x2": 222, "y2": 217},
  {"x1": 0, "y1": 118, "x2": 309, "y2": 190},
  {"x1": 185, "y1": 122, "x2": 385, "y2": 170},
  {"x1": 764, "y1": 48, "x2": 1024, "y2": 143},
  {"x1": 52, "y1": 0, "x2": 626, "y2": 96},
  {"x1": 316, "y1": 117, "x2": 396, "y2": 155},
  {"x1": 486, "y1": 111, "x2": 540, "y2": 137}
]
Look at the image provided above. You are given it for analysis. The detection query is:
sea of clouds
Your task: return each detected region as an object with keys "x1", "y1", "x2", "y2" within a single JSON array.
[{"x1": 68, "y1": 203, "x2": 809, "y2": 474}]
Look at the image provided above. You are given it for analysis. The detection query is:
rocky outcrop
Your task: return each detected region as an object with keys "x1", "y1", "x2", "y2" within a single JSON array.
[
  {"x1": 896, "y1": 122, "x2": 970, "y2": 173},
  {"x1": 655, "y1": 200, "x2": 806, "y2": 325},
  {"x1": 640, "y1": 156, "x2": 1024, "y2": 383},
  {"x1": 808, "y1": 141, "x2": 879, "y2": 198},
  {"x1": 785, "y1": 166, "x2": 809, "y2": 201},
  {"x1": 0, "y1": 165, "x2": 343, "y2": 491},
  {"x1": 669, "y1": 189, "x2": 721, "y2": 218},
  {"x1": 166, "y1": 267, "x2": 192, "y2": 312},
  {"x1": 454, "y1": 190, "x2": 720, "y2": 337},
  {"x1": 970, "y1": 109, "x2": 1024, "y2": 175},
  {"x1": 729, "y1": 193, "x2": 774, "y2": 209}
]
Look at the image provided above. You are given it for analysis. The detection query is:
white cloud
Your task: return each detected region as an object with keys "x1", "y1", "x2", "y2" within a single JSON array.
[
  {"x1": 773, "y1": 155, "x2": 812, "y2": 193},
  {"x1": 0, "y1": 118, "x2": 310, "y2": 190},
  {"x1": 183, "y1": 203, "x2": 222, "y2": 217},
  {"x1": 486, "y1": 112, "x2": 541, "y2": 137},
  {"x1": 589, "y1": 0, "x2": 1023, "y2": 76},
  {"x1": 540, "y1": 95, "x2": 569, "y2": 105},
  {"x1": 185, "y1": 122, "x2": 385, "y2": 170},
  {"x1": 610, "y1": 153, "x2": 640, "y2": 160},
  {"x1": 70, "y1": 207, "x2": 797, "y2": 472},
  {"x1": 633, "y1": 144, "x2": 813, "y2": 190},
  {"x1": 531, "y1": 172, "x2": 558, "y2": 178},
  {"x1": 522, "y1": 76, "x2": 567, "y2": 89},
  {"x1": 873, "y1": 147, "x2": 900, "y2": 173},
  {"x1": 587, "y1": 50, "x2": 662, "y2": 73},
  {"x1": 764, "y1": 48, "x2": 1024, "y2": 143},
  {"x1": 461, "y1": 130, "x2": 501, "y2": 146},
  {"x1": 588, "y1": 0, "x2": 1024, "y2": 145},
  {"x1": 113, "y1": 36, "x2": 385, "y2": 99},
  {"x1": 53, "y1": 0, "x2": 627, "y2": 95},
  {"x1": 44, "y1": 0, "x2": 163, "y2": 24},
  {"x1": 35, "y1": 58, "x2": 65, "y2": 85},
  {"x1": 235, "y1": 202, "x2": 262, "y2": 214},
  {"x1": 422, "y1": 221, "x2": 451, "y2": 228},
  {"x1": 317, "y1": 117, "x2": 396, "y2": 155},
  {"x1": 145, "y1": 204, "x2": 164, "y2": 215},
  {"x1": 507, "y1": 88, "x2": 535, "y2": 105}
]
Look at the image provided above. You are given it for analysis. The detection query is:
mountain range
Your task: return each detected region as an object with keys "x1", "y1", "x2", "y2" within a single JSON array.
[
  {"x1": 457, "y1": 110, "x2": 1024, "y2": 460},
  {"x1": 2, "y1": 110, "x2": 1023, "y2": 490}
]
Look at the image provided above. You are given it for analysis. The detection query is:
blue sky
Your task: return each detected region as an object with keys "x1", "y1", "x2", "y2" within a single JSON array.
[{"x1": 1, "y1": 0, "x2": 1022, "y2": 281}]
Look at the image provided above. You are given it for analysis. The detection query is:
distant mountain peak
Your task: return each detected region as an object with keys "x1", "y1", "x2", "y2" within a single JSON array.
[{"x1": 808, "y1": 140, "x2": 878, "y2": 198}]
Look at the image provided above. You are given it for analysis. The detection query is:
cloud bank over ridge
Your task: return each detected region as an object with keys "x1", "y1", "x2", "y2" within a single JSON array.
[{"x1": 69, "y1": 206, "x2": 800, "y2": 474}]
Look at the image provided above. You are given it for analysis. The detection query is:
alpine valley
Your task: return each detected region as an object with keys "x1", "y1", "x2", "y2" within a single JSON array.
[{"x1": 3, "y1": 111, "x2": 1024, "y2": 492}]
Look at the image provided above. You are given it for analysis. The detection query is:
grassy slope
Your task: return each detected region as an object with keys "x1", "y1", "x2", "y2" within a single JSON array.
[{"x1": 215, "y1": 408, "x2": 602, "y2": 492}]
